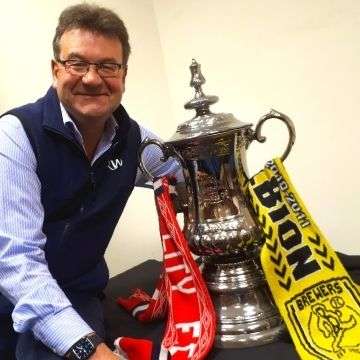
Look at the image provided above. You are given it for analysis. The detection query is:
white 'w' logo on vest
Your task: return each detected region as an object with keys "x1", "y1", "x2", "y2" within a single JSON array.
[{"x1": 108, "y1": 158, "x2": 123, "y2": 170}]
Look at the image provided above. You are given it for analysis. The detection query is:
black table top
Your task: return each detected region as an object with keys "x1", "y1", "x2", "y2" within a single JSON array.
[{"x1": 102, "y1": 253, "x2": 360, "y2": 360}]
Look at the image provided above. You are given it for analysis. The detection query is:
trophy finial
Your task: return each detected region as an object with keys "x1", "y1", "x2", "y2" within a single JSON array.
[
  {"x1": 185, "y1": 59, "x2": 219, "y2": 112},
  {"x1": 190, "y1": 59, "x2": 206, "y2": 97}
]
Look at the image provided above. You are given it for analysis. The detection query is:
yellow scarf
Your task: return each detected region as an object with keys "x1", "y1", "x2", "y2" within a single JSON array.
[{"x1": 248, "y1": 158, "x2": 360, "y2": 360}]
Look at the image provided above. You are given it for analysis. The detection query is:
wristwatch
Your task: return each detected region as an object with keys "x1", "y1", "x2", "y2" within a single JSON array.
[{"x1": 64, "y1": 332, "x2": 103, "y2": 360}]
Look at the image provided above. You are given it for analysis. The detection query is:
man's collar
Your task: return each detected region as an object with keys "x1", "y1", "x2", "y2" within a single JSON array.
[
  {"x1": 60, "y1": 103, "x2": 118, "y2": 128},
  {"x1": 60, "y1": 102, "x2": 119, "y2": 145},
  {"x1": 42, "y1": 87, "x2": 130, "y2": 141}
]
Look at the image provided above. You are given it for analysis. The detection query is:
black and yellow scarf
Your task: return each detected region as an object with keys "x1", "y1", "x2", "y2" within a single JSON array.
[{"x1": 248, "y1": 158, "x2": 360, "y2": 360}]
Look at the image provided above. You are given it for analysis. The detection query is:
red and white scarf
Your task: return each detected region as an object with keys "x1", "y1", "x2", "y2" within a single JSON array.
[{"x1": 116, "y1": 177, "x2": 216, "y2": 360}]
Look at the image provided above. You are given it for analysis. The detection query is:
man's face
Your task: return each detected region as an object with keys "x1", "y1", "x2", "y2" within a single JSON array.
[{"x1": 52, "y1": 28, "x2": 126, "y2": 123}]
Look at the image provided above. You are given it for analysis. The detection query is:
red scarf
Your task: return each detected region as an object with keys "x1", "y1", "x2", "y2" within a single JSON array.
[{"x1": 116, "y1": 177, "x2": 216, "y2": 359}]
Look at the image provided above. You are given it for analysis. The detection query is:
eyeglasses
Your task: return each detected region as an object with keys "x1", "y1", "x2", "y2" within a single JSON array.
[{"x1": 57, "y1": 59, "x2": 125, "y2": 78}]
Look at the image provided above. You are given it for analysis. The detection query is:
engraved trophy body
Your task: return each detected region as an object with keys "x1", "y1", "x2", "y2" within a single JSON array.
[{"x1": 139, "y1": 60, "x2": 296, "y2": 348}]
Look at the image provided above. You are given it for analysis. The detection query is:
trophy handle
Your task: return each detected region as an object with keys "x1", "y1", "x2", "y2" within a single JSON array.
[
  {"x1": 139, "y1": 138, "x2": 172, "y2": 181},
  {"x1": 253, "y1": 109, "x2": 296, "y2": 161},
  {"x1": 138, "y1": 137, "x2": 186, "y2": 181},
  {"x1": 138, "y1": 138, "x2": 190, "y2": 213}
]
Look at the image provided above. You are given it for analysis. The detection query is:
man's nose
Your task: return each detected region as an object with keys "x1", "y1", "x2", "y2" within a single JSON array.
[{"x1": 81, "y1": 65, "x2": 103, "y2": 85}]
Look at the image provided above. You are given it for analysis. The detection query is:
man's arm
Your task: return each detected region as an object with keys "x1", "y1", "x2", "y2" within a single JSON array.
[{"x1": 0, "y1": 115, "x2": 96, "y2": 356}]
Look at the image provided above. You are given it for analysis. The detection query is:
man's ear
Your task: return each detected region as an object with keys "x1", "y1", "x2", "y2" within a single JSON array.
[{"x1": 51, "y1": 59, "x2": 59, "y2": 88}]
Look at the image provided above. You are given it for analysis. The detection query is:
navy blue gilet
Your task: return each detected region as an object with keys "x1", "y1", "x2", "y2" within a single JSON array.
[{"x1": 5, "y1": 87, "x2": 141, "y2": 293}]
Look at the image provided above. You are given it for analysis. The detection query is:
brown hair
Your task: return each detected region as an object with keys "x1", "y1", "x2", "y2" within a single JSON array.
[{"x1": 53, "y1": 3, "x2": 131, "y2": 64}]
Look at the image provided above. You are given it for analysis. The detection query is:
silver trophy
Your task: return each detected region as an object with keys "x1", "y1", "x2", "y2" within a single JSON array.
[{"x1": 139, "y1": 60, "x2": 296, "y2": 348}]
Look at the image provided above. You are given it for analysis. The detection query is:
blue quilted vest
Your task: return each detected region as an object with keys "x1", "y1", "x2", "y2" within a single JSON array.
[{"x1": 5, "y1": 87, "x2": 141, "y2": 293}]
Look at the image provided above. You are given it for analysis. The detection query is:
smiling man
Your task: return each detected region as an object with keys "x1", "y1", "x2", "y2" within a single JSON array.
[
  {"x1": 52, "y1": 27, "x2": 127, "y2": 160},
  {"x1": 0, "y1": 4, "x2": 178, "y2": 360}
]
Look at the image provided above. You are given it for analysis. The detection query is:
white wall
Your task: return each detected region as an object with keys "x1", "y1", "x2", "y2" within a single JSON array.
[
  {"x1": 1, "y1": 1, "x2": 359, "y2": 277},
  {"x1": 153, "y1": 0, "x2": 360, "y2": 256}
]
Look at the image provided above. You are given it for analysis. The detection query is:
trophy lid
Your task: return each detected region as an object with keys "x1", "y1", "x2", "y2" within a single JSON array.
[{"x1": 167, "y1": 59, "x2": 250, "y2": 144}]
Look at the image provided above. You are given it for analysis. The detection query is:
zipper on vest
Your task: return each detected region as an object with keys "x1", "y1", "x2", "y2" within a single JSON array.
[
  {"x1": 90, "y1": 170, "x2": 96, "y2": 193},
  {"x1": 90, "y1": 171, "x2": 95, "y2": 190},
  {"x1": 112, "y1": 141, "x2": 120, "y2": 156},
  {"x1": 87, "y1": 141, "x2": 119, "y2": 201},
  {"x1": 83, "y1": 168, "x2": 96, "y2": 206}
]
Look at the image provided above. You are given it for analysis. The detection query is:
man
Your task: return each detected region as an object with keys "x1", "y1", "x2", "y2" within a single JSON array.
[{"x1": 0, "y1": 3, "x2": 178, "y2": 359}]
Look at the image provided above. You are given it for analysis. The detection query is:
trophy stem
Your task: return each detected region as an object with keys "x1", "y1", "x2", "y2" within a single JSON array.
[{"x1": 202, "y1": 255, "x2": 285, "y2": 348}]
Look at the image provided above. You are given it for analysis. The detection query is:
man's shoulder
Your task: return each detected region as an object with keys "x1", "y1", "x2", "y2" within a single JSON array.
[
  {"x1": 0, "y1": 113, "x2": 35, "y2": 163},
  {"x1": 116, "y1": 108, "x2": 159, "y2": 142},
  {"x1": 0, "y1": 91, "x2": 52, "y2": 153},
  {"x1": 1, "y1": 87, "x2": 55, "y2": 125},
  {"x1": 0, "y1": 113, "x2": 25, "y2": 134},
  {"x1": 2, "y1": 99, "x2": 44, "y2": 123}
]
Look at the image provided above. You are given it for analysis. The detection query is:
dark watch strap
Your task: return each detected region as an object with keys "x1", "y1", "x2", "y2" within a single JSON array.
[{"x1": 64, "y1": 332, "x2": 103, "y2": 360}]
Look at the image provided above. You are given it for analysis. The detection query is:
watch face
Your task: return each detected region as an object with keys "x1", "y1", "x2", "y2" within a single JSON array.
[{"x1": 73, "y1": 338, "x2": 94, "y2": 359}]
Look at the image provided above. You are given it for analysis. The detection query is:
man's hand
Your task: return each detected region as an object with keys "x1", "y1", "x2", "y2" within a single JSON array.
[{"x1": 89, "y1": 343, "x2": 120, "y2": 359}]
